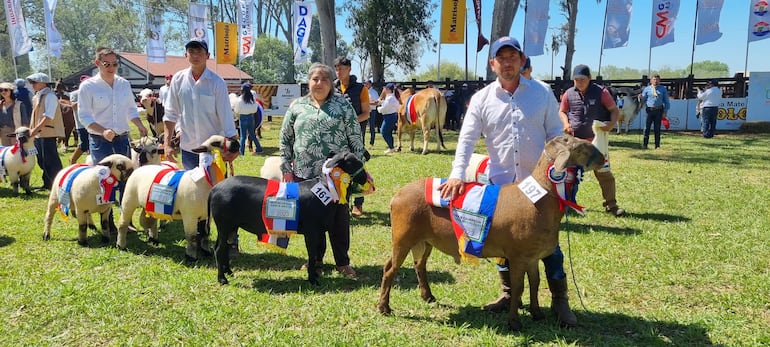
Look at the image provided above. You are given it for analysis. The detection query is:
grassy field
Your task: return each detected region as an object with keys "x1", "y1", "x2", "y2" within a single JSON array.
[{"x1": 1, "y1": 122, "x2": 769, "y2": 346}]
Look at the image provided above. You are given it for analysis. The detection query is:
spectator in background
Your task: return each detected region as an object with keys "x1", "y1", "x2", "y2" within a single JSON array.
[
  {"x1": 426, "y1": 80, "x2": 435, "y2": 89},
  {"x1": 697, "y1": 79, "x2": 721, "y2": 138},
  {"x1": 234, "y1": 82, "x2": 263, "y2": 155},
  {"x1": 159, "y1": 74, "x2": 172, "y2": 106},
  {"x1": 13, "y1": 79, "x2": 33, "y2": 126},
  {"x1": 639, "y1": 74, "x2": 670, "y2": 149},
  {"x1": 27, "y1": 72, "x2": 64, "y2": 190},
  {"x1": 0, "y1": 82, "x2": 28, "y2": 145},
  {"x1": 68, "y1": 76, "x2": 91, "y2": 164},
  {"x1": 377, "y1": 83, "x2": 399, "y2": 154},
  {"x1": 364, "y1": 79, "x2": 379, "y2": 145}
]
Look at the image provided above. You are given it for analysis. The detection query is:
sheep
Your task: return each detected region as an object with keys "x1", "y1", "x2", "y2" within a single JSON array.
[
  {"x1": 42, "y1": 154, "x2": 135, "y2": 245},
  {"x1": 116, "y1": 135, "x2": 240, "y2": 261},
  {"x1": 259, "y1": 156, "x2": 283, "y2": 180},
  {"x1": 377, "y1": 135, "x2": 605, "y2": 331},
  {"x1": 209, "y1": 152, "x2": 371, "y2": 285},
  {"x1": 0, "y1": 127, "x2": 37, "y2": 195}
]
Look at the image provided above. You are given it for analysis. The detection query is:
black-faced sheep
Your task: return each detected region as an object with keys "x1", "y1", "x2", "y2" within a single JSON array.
[
  {"x1": 377, "y1": 135, "x2": 605, "y2": 331},
  {"x1": 42, "y1": 154, "x2": 135, "y2": 245},
  {"x1": 0, "y1": 127, "x2": 37, "y2": 195},
  {"x1": 116, "y1": 135, "x2": 239, "y2": 261},
  {"x1": 209, "y1": 152, "x2": 370, "y2": 285}
]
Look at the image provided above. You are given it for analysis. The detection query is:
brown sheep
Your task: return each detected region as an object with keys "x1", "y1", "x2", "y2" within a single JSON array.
[
  {"x1": 377, "y1": 135, "x2": 605, "y2": 331},
  {"x1": 396, "y1": 88, "x2": 447, "y2": 154}
]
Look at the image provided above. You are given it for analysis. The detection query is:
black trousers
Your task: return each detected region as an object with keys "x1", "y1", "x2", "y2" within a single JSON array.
[{"x1": 35, "y1": 137, "x2": 63, "y2": 189}]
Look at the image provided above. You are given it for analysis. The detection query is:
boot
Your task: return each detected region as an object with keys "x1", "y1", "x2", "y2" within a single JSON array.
[
  {"x1": 548, "y1": 278, "x2": 577, "y2": 327},
  {"x1": 483, "y1": 270, "x2": 511, "y2": 313},
  {"x1": 595, "y1": 170, "x2": 625, "y2": 217}
]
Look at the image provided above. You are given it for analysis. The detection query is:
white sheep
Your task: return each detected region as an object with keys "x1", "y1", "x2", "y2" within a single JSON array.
[
  {"x1": 0, "y1": 127, "x2": 37, "y2": 195},
  {"x1": 259, "y1": 156, "x2": 283, "y2": 180},
  {"x1": 42, "y1": 154, "x2": 135, "y2": 245},
  {"x1": 116, "y1": 135, "x2": 239, "y2": 261}
]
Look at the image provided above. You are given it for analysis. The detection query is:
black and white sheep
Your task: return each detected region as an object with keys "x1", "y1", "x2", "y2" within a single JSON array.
[
  {"x1": 0, "y1": 127, "x2": 37, "y2": 195},
  {"x1": 116, "y1": 135, "x2": 239, "y2": 261},
  {"x1": 209, "y1": 152, "x2": 370, "y2": 285},
  {"x1": 42, "y1": 154, "x2": 135, "y2": 245}
]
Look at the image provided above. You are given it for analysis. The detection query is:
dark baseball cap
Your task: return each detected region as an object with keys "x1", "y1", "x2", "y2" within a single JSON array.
[
  {"x1": 185, "y1": 38, "x2": 208, "y2": 52},
  {"x1": 384, "y1": 83, "x2": 395, "y2": 90},
  {"x1": 491, "y1": 36, "x2": 522, "y2": 57},
  {"x1": 709, "y1": 79, "x2": 719, "y2": 86},
  {"x1": 572, "y1": 64, "x2": 591, "y2": 79}
]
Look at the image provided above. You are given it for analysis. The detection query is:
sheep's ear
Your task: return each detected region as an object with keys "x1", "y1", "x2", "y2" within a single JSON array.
[
  {"x1": 553, "y1": 151, "x2": 571, "y2": 172},
  {"x1": 6, "y1": 133, "x2": 15, "y2": 138},
  {"x1": 190, "y1": 145, "x2": 208, "y2": 153},
  {"x1": 131, "y1": 146, "x2": 141, "y2": 153},
  {"x1": 326, "y1": 151, "x2": 337, "y2": 159},
  {"x1": 98, "y1": 159, "x2": 114, "y2": 168},
  {"x1": 546, "y1": 136, "x2": 571, "y2": 172}
]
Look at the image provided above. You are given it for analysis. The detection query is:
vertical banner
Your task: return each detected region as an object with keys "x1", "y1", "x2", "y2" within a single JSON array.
[
  {"x1": 747, "y1": 71, "x2": 770, "y2": 121},
  {"x1": 238, "y1": 0, "x2": 255, "y2": 60},
  {"x1": 44, "y1": 0, "x2": 63, "y2": 58},
  {"x1": 748, "y1": 0, "x2": 770, "y2": 42},
  {"x1": 293, "y1": 1, "x2": 312, "y2": 65},
  {"x1": 215, "y1": 22, "x2": 238, "y2": 65},
  {"x1": 472, "y1": 0, "x2": 488, "y2": 52},
  {"x1": 4, "y1": 0, "x2": 33, "y2": 57},
  {"x1": 650, "y1": 0, "x2": 680, "y2": 48},
  {"x1": 603, "y1": 0, "x2": 633, "y2": 49},
  {"x1": 696, "y1": 0, "x2": 724, "y2": 45},
  {"x1": 440, "y1": 0, "x2": 466, "y2": 44},
  {"x1": 189, "y1": 3, "x2": 209, "y2": 42},
  {"x1": 147, "y1": 13, "x2": 166, "y2": 63},
  {"x1": 523, "y1": 0, "x2": 549, "y2": 56}
]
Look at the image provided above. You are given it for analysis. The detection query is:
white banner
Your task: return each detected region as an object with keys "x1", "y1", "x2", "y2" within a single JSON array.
[
  {"x1": 189, "y1": 3, "x2": 209, "y2": 42},
  {"x1": 523, "y1": 0, "x2": 549, "y2": 56},
  {"x1": 747, "y1": 71, "x2": 770, "y2": 122},
  {"x1": 293, "y1": 1, "x2": 313, "y2": 65},
  {"x1": 4, "y1": 0, "x2": 33, "y2": 57},
  {"x1": 650, "y1": 0, "x2": 680, "y2": 48},
  {"x1": 238, "y1": 0, "x2": 255, "y2": 60},
  {"x1": 748, "y1": 1, "x2": 770, "y2": 42},
  {"x1": 43, "y1": 0, "x2": 62, "y2": 58},
  {"x1": 695, "y1": 0, "x2": 723, "y2": 45},
  {"x1": 147, "y1": 13, "x2": 166, "y2": 63}
]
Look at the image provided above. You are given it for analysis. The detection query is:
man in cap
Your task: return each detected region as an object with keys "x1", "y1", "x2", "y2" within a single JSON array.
[
  {"x1": 559, "y1": 64, "x2": 625, "y2": 218},
  {"x1": 639, "y1": 74, "x2": 670, "y2": 148},
  {"x1": 438, "y1": 36, "x2": 577, "y2": 327},
  {"x1": 697, "y1": 79, "x2": 721, "y2": 138},
  {"x1": 27, "y1": 72, "x2": 64, "y2": 190}
]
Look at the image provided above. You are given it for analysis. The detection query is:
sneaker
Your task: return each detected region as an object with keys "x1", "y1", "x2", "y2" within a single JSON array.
[
  {"x1": 351, "y1": 205, "x2": 363, "y2": 217},
  {"x1": 336, "y1": 265, "x2": 357, "y2": 280},
  {"x1": 383, "y1": 148, "x2": 395, "y2": 154},
  {"x1": 606, "y1": 206, "x2": 626, "y2": 217}
]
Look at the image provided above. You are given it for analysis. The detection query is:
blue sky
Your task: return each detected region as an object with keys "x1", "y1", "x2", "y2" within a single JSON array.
[{"x1": 342, "y1": 0, "x2": 768, "y2": 80}]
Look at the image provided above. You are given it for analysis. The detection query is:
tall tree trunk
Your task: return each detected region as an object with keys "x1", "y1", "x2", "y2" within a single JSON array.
[
  {"x1": 315, "y1": 0, "x2": 337, "y2": 66},
  {"x1": 486, "y1": 0, "x2": 521, "y2": 80},
  {"x1": 370, "y1": 52, "x2": 384, "y2": 85},
  {"x1": 562, "y1": 0, "x2": 578, "y2": 81}
]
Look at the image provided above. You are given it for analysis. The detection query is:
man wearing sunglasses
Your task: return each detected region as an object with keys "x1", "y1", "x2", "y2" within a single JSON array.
[{"x1": 78, "y1": 47, "x2": 148, "y2": 164}]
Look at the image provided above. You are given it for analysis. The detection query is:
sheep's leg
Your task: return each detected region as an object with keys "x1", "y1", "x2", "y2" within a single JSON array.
[
  {"x1": 377, "y1": 238, "x2": 413, "y2": 315},
  {"x1": 75, "y1": 210, "x2": 93, "y2": 246},
  {"x1": 11, "y1": 181, "x2": 19, "y2": 196},
  {"x1": 527, "y1": 262, "x2": 545, "y2": 321},
  {"x1": 98, "y1": 209, "x2": 111, "y2": 244},
  {"x1": 139, "y1": 213, "x2": 159, "y2": 246},
  {"x1": 21, "y1": 173, "x2": 32, "y2": 195},
  {"x1": 304, "y1": 230, "x2": 322, "y2": 285},
  {"x1": 197, "y1": 219, "x2": 212, "y2": 257},
  {"x1": 116, "y1": 196, "x2": 140, "y2": 250},
  {"x1": 214, "y1": 226, "x2": 236, "y2": 285},
  {"x1": 182, "y1": 216, "x2": 200, "y2": 262},
  {"x1": 507, "y1": 265, "x2": 526, "y2": 331},
  {"x1": 42, "y1": 192, "x2": 59, "y2": 241},
  {"x1": 412, "y1": 242, "x2": 436, "y2": 303}
]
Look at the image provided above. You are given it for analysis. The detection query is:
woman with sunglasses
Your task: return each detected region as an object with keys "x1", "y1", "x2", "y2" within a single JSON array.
[{"x1": 0, "y1": 82, "x2": 28, "y2": 146}]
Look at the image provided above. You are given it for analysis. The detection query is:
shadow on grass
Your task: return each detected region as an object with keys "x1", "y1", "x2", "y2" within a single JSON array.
[
  {"x1": 0, "y1": 187, "x2": 48, "y2": 199},
  {"x1": 562, "y1": 222, "x2": 643, "y2": 236},
  {"x1": 0, "y1": 234, "x2": 15, "y2": 247},
  {"x1": 351, "y1": 210, "x2": 391, "y2": 227},
  {"x1": 438, "y1": 306, "x2": 719, "y2": 345}
]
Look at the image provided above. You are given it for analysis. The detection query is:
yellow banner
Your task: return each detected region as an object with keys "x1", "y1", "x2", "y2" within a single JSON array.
[
  {"x1": 215, "y1": 21, "x2": 238, "y2": 65},
  {"x1": 440, "y1": 0, "x2": 466, "y2": 44}
]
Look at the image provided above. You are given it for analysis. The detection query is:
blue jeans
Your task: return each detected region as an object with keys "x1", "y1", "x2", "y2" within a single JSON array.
[
  {"x1": 381, "y1": 113, "x2": 397, "y2": 149},
  {"x1": 239, "y1": 114, "x2": 261, "y2": 154},
  {"x1": 181, "y1": 150, "x2": 199, "y2": 170},
  {"x1": 89, "y1": 133, "x2": 130, "y2": 163},
  {"x1": 496, "y1": 245, "x2": 566, "y2": 280},
  {"x1": 701, "y1": 106, "x2": 718, "y2": 138}
]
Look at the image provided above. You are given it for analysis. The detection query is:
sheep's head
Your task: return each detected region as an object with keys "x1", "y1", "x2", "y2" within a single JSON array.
[
  {"x1": 190, "y1": 135, "x2": 240, "y2": 162},
  {"x1": 545, "y1": 135, "x2": 605, "y2": 173},
  {"x1": 98, "y1": 154, "x2": 135, "y2": 182},
  {"x1": 10, "y1": 127, "x2": 31, "y2": 145},
  {"x1": 131, "y1": 137, "x2": 164, "y2": 166},
  {"x1": 324, "y1": 151, "x2": 369, "y2": 185}
]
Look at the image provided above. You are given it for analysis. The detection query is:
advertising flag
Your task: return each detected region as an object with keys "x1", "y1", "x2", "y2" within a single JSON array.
[
  {"x1": 696, "y1": 0, "x2": 724, "y2": 45},
  {"x1": 293, "y1": 1, "x2": 313, "y2": 64},
  {"x1": 748, "y1": 0, "x2": 770, "y2": 42},
  {"x1": 189, "y1": 3, "x2": 209, "y2": 42},
  {"x1": 603, "y1": 0, "x2": 632, "y2": 49},
  {"x1": 472, "y1": 0, "x2": 488, "y2": 52},
  {"x1": 523, "y1": 0, "x2": 549, "y2": 56},
  {"x1": 238, "y1": 0, "x2": 255, "y2": 60},
  {"x1": 440, "y1": 0, "x2": 466, "y2": 44},
  {"x1": 650, "y1": 0, "x2": 680, "y2": 48},
  {"x1": 147, "y1": 13, "x2": 166, "y2": 63},
  {"x1": 215, "y1": 22, "x2": 238, "y2": 65},
  {"x1": 4, "y1": 0, "x2": 33, "y2": 57},
  {"x1": 43, "y1": 0, "x2": 63, "y2": 58}
]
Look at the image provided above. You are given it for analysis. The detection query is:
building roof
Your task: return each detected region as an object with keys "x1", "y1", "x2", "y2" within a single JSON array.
[{"x1": 118, "y1": 52, "x2": 252, "y2": 80}]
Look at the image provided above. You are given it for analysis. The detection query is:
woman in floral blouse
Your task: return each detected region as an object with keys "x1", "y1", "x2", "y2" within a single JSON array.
[{"x1": 279, "y1": 62, "x2": 365, "y2": 279}]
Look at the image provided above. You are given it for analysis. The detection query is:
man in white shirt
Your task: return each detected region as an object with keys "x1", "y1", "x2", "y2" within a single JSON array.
[
  {"x1": 78, "y1": 47, "x2": 148, "y2": 163},
  {"x1": 438, "y1": 37, "x2": 577, "y2": 327},
  {"x1": 365, "y1": 79, "x2": 379, "y2": 146},
  {"x1": 697, "y1": 79, "x2": 722, "y2": 138},
  {"x1": 163, "y1": 38, "x2": 238, "y2": 170},
  {"x1": 159, "y1": 74, "x2": 172, "y2": 106}
]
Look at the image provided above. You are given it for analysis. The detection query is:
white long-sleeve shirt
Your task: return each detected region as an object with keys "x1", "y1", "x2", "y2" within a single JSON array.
[
  {"x1": 377, "y1": 93, "x2": 399, "y2": 115},
  {"x1": 163, "y1": 67, "x2": 237, "y2": 152},
  {"x1": 449, "y1": 77, "x2": 563, "y2": 185},
  {"x1": 77, "y1": 74, "x2": 139, "y2": 135},
  {"x1": 697, "y1": 86, "x2": 722, "y2": 108}
]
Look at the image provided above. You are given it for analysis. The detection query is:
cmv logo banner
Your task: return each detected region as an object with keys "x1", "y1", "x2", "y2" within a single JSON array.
[
  {"x1": 238, "y1": 0, "x2": 254, "y2": 60},
  {"x1": 293, "y1": 1, "x2": 313, "y2": 64},
  {"x1": 650, "y1": 0, "x2": 680, "y2": 48}
]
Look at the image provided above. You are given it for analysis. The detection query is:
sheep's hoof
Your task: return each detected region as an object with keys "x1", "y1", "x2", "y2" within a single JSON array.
[
  {"x1": 200, "y1": 248, "x2": 213, "y2": 258},
  {"x1": 77, "y1": 240, "x2": 89, "y2": 247},
  {"x1": 376, "y1": 304, "x2": 392, "y2": 315},
  {"x1": 531, "y1": 308, "x2": 546, "y2": 321},
  {"x1": 42, "y1": 233, "x2": 50, "y2": 241},
  {"x1": 87, "y1": 224, "x2": 97, "y2": 231},
  {"x1": 185, "y1": 254, "x2": 198, "y2": 263},
  {"x1": 100, "y1": 235, "x2": 109, "y2": 244},
  {"x1": 422, "y1": 294, "x2": 436, "y2": 303},
  {"x1": 117, "y1": 245, "x2": 127, "y2": 251},
  {"x1": 218, "y1": 277, "x2": 229, "y2": 285},
  {"x1": 508, "y1": 319, "x2": 523, "y2": 332},
  {"x1": 148, "y1": 237, "x2": 160, "y2": 246},
  {"x1": 308, "y1": 277, "x2": 321, "y2": 286}
]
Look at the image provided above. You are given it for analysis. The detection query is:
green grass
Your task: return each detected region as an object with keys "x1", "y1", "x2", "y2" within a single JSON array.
[{"x1": 1, "y1": 123, "x2": 769, "y2": 346}]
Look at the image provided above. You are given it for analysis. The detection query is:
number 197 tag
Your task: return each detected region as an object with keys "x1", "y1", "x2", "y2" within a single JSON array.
[{"x1": 518, "y1": 176, "x2": 547, "y2": 204}]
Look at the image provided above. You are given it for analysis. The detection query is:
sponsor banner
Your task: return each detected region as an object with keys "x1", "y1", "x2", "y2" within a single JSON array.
[
  {"x1": 748, "y1": 0, "x2": 770, "y2": 42},
  {"x1": 747, "y1": 71, "x2": 770, "y2": 121},
  {"x1": 189, "y1": 3, "x2": 209, "y2": 42},
  {"x1": 238, "y1": 0, "x2": 255, "y2": 60},
  {"x1": 650, "y1": 0, "x2": 680, "y2": 48},
  {"x1": 524, "y1": 0, "x2": 549, "y2": 56},
  {"x1": 215, "y1": 22, "x2": 238, "y2": 65},
  {"x1": 4, "y1": 0, "x2": 33, "y2": 57},
  {"x1": 696, "y1": 0, "x2": 724, "y2": 45},
  {"x1": 293, "y1": 1, "x2": 313, "y2": 64},
  {"x1": 147, "y1": 13, "x2": 166, "y2": 63},
  {"x1": 440, "y1": 0, "x2": 466, "y2": 44},
  {"x1": 604, "y1": 0, "x2": 632, "y2": 49}
]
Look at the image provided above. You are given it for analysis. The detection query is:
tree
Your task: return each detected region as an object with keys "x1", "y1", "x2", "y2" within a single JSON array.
[
  {"x1": 407, "y1": 61, "x2": 479, "y2": 82},
  {"x1": 345, "y1": 0, "x2": 436, "y2": 85},
  {"x1": 687, "y1": 60, "x2": 730, "y2": 78},
  {"x1": 487, "y1": 0, "x2": 521, "y2": 80},
  {"x1": 315, "y1": 0, "x2": 337, "y2": 66},
  {"x1": 240, "y1": 36, "x2": 294, "y2": 83}
]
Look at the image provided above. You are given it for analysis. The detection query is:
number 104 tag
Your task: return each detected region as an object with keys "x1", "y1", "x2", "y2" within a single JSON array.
[{"x1": 518, "y1": 176, "x2": 547, "y2": 204}]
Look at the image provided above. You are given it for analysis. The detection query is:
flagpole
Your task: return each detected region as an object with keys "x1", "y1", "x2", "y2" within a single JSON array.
[
  {"x1": 744, "y1": 2, "x2": 751, "y2": 75},
  {"x1": 598, "y1": 0, "x2": 609, "y2": 77},
  {"x1": 465, "y1": 6, "x2": 469, "y2": 81},
  {"x1": 144, "y1": 6, "x2": 150, "y2": 86},
  {"x1": 437, "y1": 44, "x2": 441, "y2": 81},
  {"x1": 689, "y1": 0, "x2": 699, "y2": 78},
  {"x1": 522, "y1": 0, "x2": 528, "y2": 54},
  {"x1": 44, "y1": 10, "x2": 52, "y2": 79}
]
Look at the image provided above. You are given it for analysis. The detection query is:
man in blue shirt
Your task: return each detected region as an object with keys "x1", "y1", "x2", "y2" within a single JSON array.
[{"x1": 639, "y1": 74, "x2": 670, "y2": 149}]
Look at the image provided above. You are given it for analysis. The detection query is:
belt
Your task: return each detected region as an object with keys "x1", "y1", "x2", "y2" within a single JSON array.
[
  {"x1": 646, "y1": 106, "x2": 663, "y2": 110},
  {"x1": 89, "y1": 132, "x2": 129, "y2": 140}
]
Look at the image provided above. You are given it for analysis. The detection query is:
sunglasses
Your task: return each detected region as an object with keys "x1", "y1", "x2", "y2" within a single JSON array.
[
  {"x1": 0, "y1": 89, "x2": 11, "y2": 92},
  {"x1": 100, "y1": 61, "x2": 120, "y2": 68}
]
